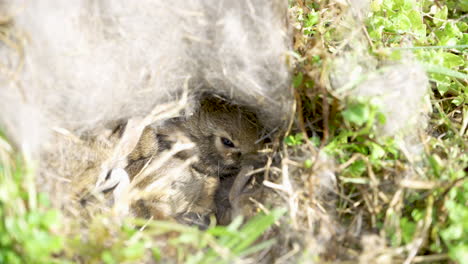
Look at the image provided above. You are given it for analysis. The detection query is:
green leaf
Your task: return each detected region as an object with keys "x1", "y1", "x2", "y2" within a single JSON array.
[
  {"x1": 441, "y1": 224, "x2": 463, "y2": 241},
  {"x1": 449, "y1": 244, "x2": 468, "y2": 263},
  {"x1": 442, "y1": 52, "x2": 465, "y2": 68},
  {"x1": 446, "y1": 22, "x2": 463, "y2": 39},
  {"x1": 37, "y1": 193, "x2": 51, "y2": 207},
  {"x1": 382, "y1": 0, "x2": 394, "y2": 10},
  {"x1": 284, "y1": 133, "x2": 304, "y2": 146},
  {"x1": 452, "y1": 96, "x2": 464, "y2": 106},
  {"x1": 400, "y1": 217, "x2": 416, "y2": 244},
  {"x1": 347, "y1": 160, "x2": 366, "y2": 177},
  {"x1": 460, "y1": 0, "x2": 468, "y2": 12},
  {"x1": 122, "y1": 241, "x2": 145, "y2": 260},
  {"x1": 41, "y1": 210, "x2": 61, "y2": 229},
  {"x1": 5, "y1": 251, "x2": 21, "y2": 264},
  {"x1": 293, "y1": 72, "x2": 303, "y2": 88},
  {"x1": 393, "y1": 13, "x2": 412, "y2": 32},
  {"x1": 407, "y1": 10, "x2": 422, "y2": 27},
  {"x1": 101, "y1": 251, "x2": 116, "y2": 264},
  {"x1": 370, "y1": 0, "x2": 383, "y2": 12},
  {"x1": 304, "y1": 12, "x2": 319, "y2": 28},
  {"x1": 411, "y1": 209, "x2": 424, "y2": 221},
  {"x1": 428, "y1": 154, "x2": 442, "y2": 178},
  {"x1": 461, "y1": 34, "x2": 468, "y2": 45},
  {"x1": 238, "y1": 239, "x2": 277, "y2": 257},
  {"x1": 152, "y1": 247, "x2": 161, "y2": 261},
  {"x1": 434, "y1": 6, "x2": 448, "y2": 27},
  {"x1": 439, "y1": 36, "x2": 459, "y2": 47},
  {"x1": 393, "y1": 0, "x2": 405, "y2": 9},
  {"x1": 376, "y1": 112, "x2": 387, "y2": 124},
  {"x1": 232, "y1": 208, "x2": 285, "y2": 254},
  {"x1": 368, "y1": 16, "x2": 386, "y2": 40},
  {"x1": 424, "y1": 64, "x2": 468, "y2": 80},
  {"x1": 370, "y1": 143, "x2": 385, "y2": 160},
  {"x1": 343, "y1": 103, "x2": 370, "y2": 126}
]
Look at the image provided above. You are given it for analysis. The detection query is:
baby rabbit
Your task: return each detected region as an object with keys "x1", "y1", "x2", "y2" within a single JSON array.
[{"x1": 90, "y1": 95, "x2": 264, "y2": 227}]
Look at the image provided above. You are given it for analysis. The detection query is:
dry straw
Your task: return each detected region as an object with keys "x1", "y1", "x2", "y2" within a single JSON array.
[{"x1": 0, "y1": 0, "x2": 431, "y2": 262}]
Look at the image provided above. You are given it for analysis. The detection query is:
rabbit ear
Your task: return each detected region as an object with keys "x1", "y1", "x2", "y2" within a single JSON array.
[{"x1": 228, "y1": 165, "x2": 254, "y2": 214}]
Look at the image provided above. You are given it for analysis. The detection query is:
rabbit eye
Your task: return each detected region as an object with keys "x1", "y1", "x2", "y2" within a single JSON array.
[{"x1": 221, "y1": 137, "x2": 235, "y2": 148}]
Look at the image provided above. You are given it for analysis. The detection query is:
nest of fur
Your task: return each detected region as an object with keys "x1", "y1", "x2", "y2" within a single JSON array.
[{"x1": 0, "y1": 0, "x2": 431, "y2": 262}]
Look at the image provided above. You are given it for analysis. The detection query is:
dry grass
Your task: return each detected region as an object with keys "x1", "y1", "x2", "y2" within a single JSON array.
[{"x1": 1, "y1": 0, "x2": 467, "y2": 263}]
